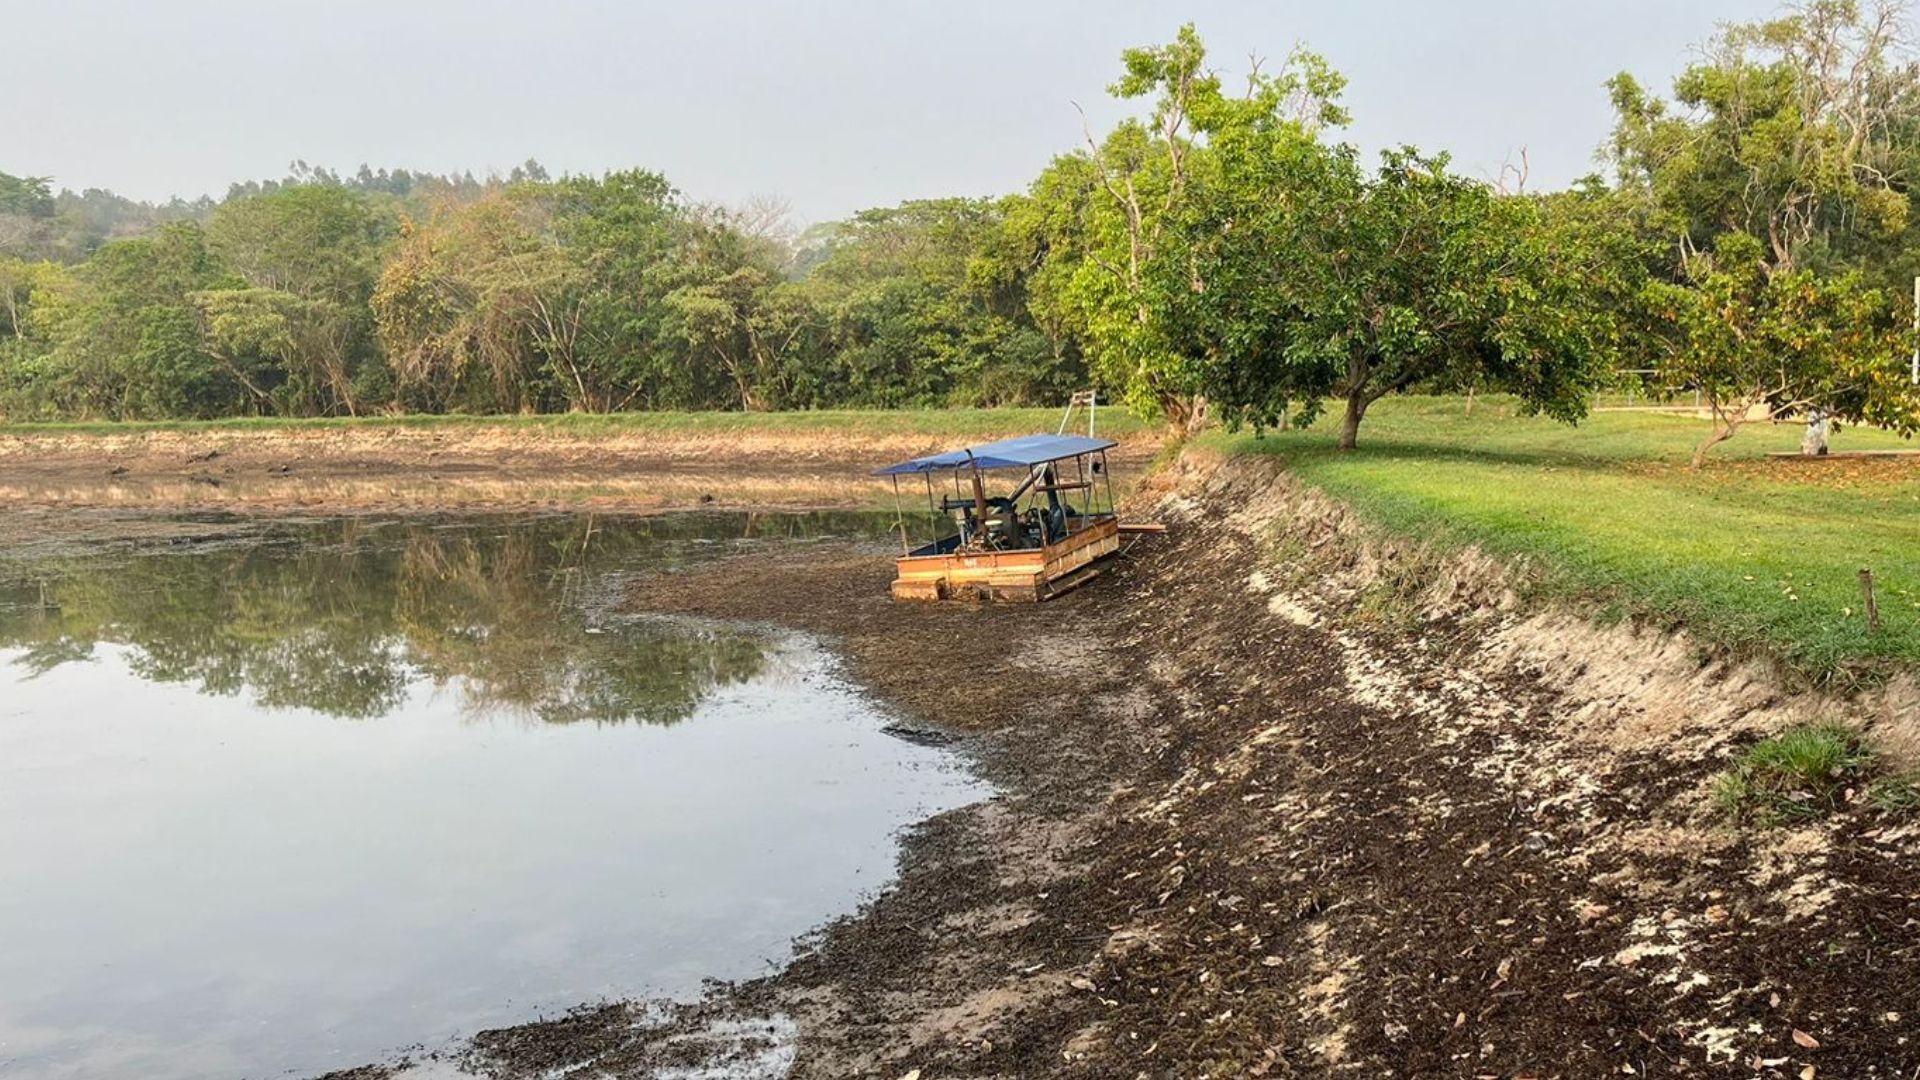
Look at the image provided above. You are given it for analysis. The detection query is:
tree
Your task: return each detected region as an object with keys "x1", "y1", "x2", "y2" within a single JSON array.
[
  {"x1": 373, "y1": 193, "x2": 574, "y2": 412},
  {"x1": 553, "y1": 172, "x2": 747, "y2": 410},
  {"x1": 1647, "y1": 236, "x2": 1920, "y2": 466},
  {"x1": 1017, "y1": 24, "x2": 1347, "y2": 433},
  {"x1": 1158, "y1": 142, "x2": 1625, "y2": 449},
  {"x1": 11, "y1": 223, "x2": 233, "y2": 419},
  {"x1": 1608, "y1": 0, "x2": 1918, "y2": 273},
  {"x1": 0, "y1": 173, "x2": 59, "y2": 264},
  {"x1": 1609, "y1": 0, "x2": 1920, "y2": 452},
  {"x1": 665, "y1": 266, "x2": 801, "y2": 411},
  {"x1": 0, "y1": 173, "x2": 55, "y2": 217},
  {"x1": 193, "y1": 288, "x2": 346, "y2": 414},
  {"x1": 792, "y1": 197, "x2": 1065, "y2": 407},
  {"x1": 0, "y1": 257, "x2": 36, "y2": 341},
  {"x1": 374, "y1": 172, "x2": 738, "y2": 413},
  {"x1": 204, "y1": 186, "x2": 393, "y2": 415}
]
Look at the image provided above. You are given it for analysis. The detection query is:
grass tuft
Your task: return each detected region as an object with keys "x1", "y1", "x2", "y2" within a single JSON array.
[
  {"x1": 1867, "y1": 772, "x2": 1920, "y2": 813},
  {"x1": 1713, "y1": 724, "x2": 1877, "y2": 825}
]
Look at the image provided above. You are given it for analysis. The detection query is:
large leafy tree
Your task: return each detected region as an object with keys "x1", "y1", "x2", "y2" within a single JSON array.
[
  {"x1": 664, "y1": 265, "x2": 808, "y2": 411},
  {"x1": 15, "y1": 223, "x2": 231, "y2": 418},
  {"x1": 1158, "y1": 140, "x2": 1627, "y2": 449},
  {"x1": 375, "y1": 171, "x2": 774, "y2": 413},
  {"x1": 1609, "y1": 0, "x2": 1920, "y2": 454},
  {"x1": 1609, "y1": 0, "x2": 1918, "y2": 276},
  {"x1": 547, "y1": 170, "x2": 707, "y2": 408},
  {"x1": 1647, "y1": 235, "x2": 1918, "y2": 466},
  {"x1": 373, "y1": 191, "x2": 581, "y2": 412},
  {"x1": 0, "y1": 173, "x2": 57, "y2": 263},
  {"x1": 1013, "y1": 24, "x2": 1347, "y2": 433},
  {"x1": 795, "y1": 198, "x2": 1065, "y2": 407},
  {"x1": 0, "y1": 173, "x2": 54, "y2": 217},
  {"x1": 203, "y1": 186, "x2": 394, "y2": 415}
]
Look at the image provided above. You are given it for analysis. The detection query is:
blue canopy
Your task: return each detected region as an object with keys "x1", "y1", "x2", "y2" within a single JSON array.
[{"x1": 874, "y1": 433, "x2": 1117, "y2": 476}]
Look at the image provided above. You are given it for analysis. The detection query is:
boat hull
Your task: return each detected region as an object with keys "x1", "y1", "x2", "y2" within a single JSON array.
[{"x1": 890, "y1": 516, "x2": 1121, "y2": 602}]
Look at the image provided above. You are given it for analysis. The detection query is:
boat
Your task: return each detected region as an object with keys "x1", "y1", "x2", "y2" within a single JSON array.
[{"x1": 875, "y1": 431, "x2": 1123, "y2": 602}]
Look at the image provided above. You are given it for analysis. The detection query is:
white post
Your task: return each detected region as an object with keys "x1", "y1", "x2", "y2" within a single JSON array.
[{"x1": 1911, "y1": 276, "x2": 1918, "y2": 385}]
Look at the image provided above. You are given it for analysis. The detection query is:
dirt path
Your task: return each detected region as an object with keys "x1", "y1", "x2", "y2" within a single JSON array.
[{"x1": 402, "y1": 455, "x2": 1918, "y2": 1079}]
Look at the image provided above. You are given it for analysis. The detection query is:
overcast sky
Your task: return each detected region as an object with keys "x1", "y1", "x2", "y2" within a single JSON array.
[{"x1": 7, "y1": 0, "x2": 1773, "y2": 224}]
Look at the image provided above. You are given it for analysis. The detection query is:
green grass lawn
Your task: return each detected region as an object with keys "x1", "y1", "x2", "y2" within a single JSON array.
[
  {"x1": 0, "y1": 407, "x2": 1153, "y2": 441},
  {"x1": 1213, "y1": 397, "x2": 1920, "y2": 684}
]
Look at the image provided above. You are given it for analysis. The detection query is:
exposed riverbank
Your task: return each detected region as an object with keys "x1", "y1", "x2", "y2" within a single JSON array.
[
  {"x1": 406, "y1": 450, "x2": 1919, "y2": 1078},
  {"x1": 0, "y1": 411, "x2": 1156, "y2": 514}
]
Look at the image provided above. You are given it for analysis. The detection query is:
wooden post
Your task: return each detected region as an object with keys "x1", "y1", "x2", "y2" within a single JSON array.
[{"x1": 1860, "y1": 568, "x2": 1883, "y2": 632}]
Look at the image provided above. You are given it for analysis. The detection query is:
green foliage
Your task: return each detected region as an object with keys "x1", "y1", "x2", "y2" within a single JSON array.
[
  {"x1": 1608, "y1": 0, "x2": 1918, "y2": 276},
  {"x1": 1713, "y1": 723, "x2": 1876, "y2": 825},
  {"x1": 1162, "y1": 140, "x2": 1628, "y2": 448},
  {"x1": 0, "y1": 172, "x2": 54, "y2": 217},
  {"x1": 4, "y1": 223, "x2": 231, "y2": 419},
  {"x1": 1608, "y1": 1, "x2": 1920, "y2": 459},
  {"x1": 1009, "y1": 24, "x2": 1349, "y2": 431},
  {"x1": 802, "y1": 198, "x2": 1072, "y2": 407},
  {"x1": 203, "y1": 185, "x2": 393, "y2": 415},
  {"x1": 1645, "y1": 245, "x2": 1920, "y2": 464},
  {"x1": 7, "y1": 13, "x2": 1920, "y2": 433}
]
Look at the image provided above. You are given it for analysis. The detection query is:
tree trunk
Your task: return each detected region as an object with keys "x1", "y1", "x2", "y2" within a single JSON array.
[
  {"x1": 1183, "y1": 394, "x2": 1209, "y2": 437},
  {"x1": 1801, "y1": 408, "x2": 1831, "y2": 456},
  {"x1": 1159, "y1": 392, "x2": 1209, "y2": 438},
  {"x1": 1691, "y1": 419, "x2": 1741, "y2": 469},
  {"x1": 1338, "y1": 392, "x2": 1367, "y2": 451}
]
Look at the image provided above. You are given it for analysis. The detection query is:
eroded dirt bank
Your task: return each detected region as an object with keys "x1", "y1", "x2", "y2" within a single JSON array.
[
  {"x1": 420, "y1": 452, "x2": 1919, "y2": 1079},
  {"x1": 0, "y1": 424, "x2": 1157, "y2": 513}
]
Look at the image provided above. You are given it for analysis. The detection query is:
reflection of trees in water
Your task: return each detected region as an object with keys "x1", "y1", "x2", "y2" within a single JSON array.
[
  {"x1": 2, "y1": 528, "x2": 413, "y2": 719},
  {"x1": 391, "y1": 526, "x2": 769, "y2": 725},
  {"x1": 0, "y1": 513, "x2": 876, "y2": 724}
]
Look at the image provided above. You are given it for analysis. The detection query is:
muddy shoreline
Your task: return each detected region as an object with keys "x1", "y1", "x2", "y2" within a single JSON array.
[{"x1": 430, "y1": 457, "x2": 1917, "y2": 1079}]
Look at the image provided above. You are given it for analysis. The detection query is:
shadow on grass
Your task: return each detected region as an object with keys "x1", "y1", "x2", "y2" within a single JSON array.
[{"x1": 1225, "y1": 431, "x2": 1642, "y2": 477}]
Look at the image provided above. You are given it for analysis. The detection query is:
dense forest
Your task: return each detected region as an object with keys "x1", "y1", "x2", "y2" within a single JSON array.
[{"x1": 4, "y1": 1, "x2": 1919, "y2": 458}]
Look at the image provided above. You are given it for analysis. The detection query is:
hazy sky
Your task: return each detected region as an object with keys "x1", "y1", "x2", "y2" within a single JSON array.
[{"x1": 7, "y1": 0, "x2": 1773, "y2": 224}]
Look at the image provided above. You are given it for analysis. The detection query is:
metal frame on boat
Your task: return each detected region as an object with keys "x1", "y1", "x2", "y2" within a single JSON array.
[{"x1": 875, "y1": 431, "x2": 1122, "y2": 603}]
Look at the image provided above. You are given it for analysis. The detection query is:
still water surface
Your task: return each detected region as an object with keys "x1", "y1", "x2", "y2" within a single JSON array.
[{"x1": 0, "y1": 513, "x2": 982, "y2": 1079}]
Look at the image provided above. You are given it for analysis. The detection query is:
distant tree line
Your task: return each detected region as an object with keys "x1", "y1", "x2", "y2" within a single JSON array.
[
  {"x1": 4, "y1": 0, "x2": 1918, "y2": 459},
  {"x1": 0, "y1": 160, "x2": 1080, "y2": 419}
]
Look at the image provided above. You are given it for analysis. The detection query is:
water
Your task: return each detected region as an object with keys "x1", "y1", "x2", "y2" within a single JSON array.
[{"x1": 0, "y1": 513, "x2": 984, "y2": 1080}]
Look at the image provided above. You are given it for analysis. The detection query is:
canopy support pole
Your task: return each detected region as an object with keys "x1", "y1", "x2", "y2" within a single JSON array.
[{"x1": 891, "y1": 475, "x2": 908, "y2": 555}]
